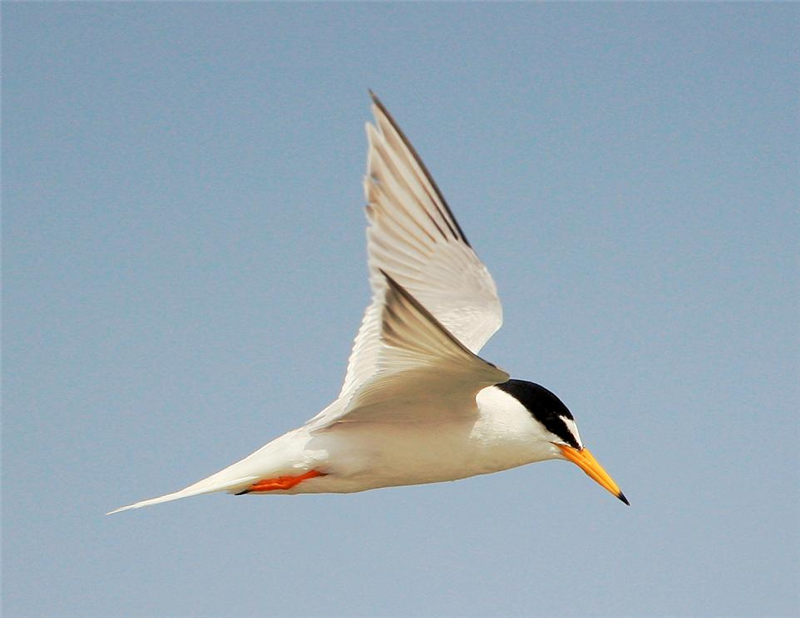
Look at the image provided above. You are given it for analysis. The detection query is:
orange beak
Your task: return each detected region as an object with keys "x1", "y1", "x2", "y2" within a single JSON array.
[{"x1": 556, "y1": 444, "x2": 629, "y2": 505}]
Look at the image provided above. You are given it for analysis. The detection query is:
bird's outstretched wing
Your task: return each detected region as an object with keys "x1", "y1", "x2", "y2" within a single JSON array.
[
  {"x1": 308, "y1": 272, "x2": 507, "y2": 429},
  {"x1": 333, "y1": 93, "x2": 503, "y2": 410}
]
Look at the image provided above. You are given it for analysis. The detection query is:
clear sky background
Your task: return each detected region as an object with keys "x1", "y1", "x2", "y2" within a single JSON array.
[{"x1": 4, "y1": 4, "x2": 799, "y2": 618}]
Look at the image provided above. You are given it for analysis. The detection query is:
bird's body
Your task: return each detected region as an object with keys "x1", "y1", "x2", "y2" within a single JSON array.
[{"x1": 110, "y1": 94, "x2": 627, "y2": 515}]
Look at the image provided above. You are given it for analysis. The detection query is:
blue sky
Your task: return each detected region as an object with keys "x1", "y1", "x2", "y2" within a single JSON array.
[{"x1": 4, "y1": 4, "x2": 799, "y2": 617}]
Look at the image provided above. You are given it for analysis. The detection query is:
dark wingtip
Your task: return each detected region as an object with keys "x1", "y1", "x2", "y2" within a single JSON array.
[
  {"x1": 617, "y1": 491, "x2": 630, "y2": 506},
  {"x1": 362, "y1": 90, "x2": 471, "y2": 248}
]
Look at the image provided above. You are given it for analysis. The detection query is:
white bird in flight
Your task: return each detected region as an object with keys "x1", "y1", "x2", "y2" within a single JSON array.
[{"x1": 109, "y1": 93, "x2": 628, "y2": 514}]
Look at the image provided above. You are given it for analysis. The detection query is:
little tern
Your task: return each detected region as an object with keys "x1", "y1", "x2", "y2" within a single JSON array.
[{"x1": 109, "y1": 93, "x2": 628, "y2": 514}]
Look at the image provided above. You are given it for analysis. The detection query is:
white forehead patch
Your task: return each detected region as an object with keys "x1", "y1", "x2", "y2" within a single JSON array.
[{"x1": 562, "y1": 417, "x2": 584, "y2": 449}]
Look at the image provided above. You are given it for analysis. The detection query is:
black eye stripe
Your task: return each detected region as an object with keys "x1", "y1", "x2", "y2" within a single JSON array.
[
  {"x1": 495, "y1": 379, "x2": 581, "y2": 449},
  {"x1": 549, "y1": 417, "x2": 581, "y2": 450}
]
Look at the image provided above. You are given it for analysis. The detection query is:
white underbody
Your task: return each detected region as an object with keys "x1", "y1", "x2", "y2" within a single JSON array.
[
  {"x1": 257, "y1": 389, "x2": 560, "y2": 495},
  {"x1": 111, "y1": 386, "x2": 563, "y2": 512}
]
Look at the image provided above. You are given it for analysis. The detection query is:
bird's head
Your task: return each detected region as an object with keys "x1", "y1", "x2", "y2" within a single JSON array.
[{"x1": 495, "y1": 379, "x2": 629, "y2": 505}]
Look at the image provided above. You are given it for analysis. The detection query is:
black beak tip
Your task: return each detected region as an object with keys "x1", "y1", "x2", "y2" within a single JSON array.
[{"x1": 617, "y1": 491, "x2": 630, "y2": 506}]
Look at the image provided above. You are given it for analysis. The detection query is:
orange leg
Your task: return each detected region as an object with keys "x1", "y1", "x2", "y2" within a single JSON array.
[{"x1": 241, "y1": 469, "x2": 326, "y2": 494}]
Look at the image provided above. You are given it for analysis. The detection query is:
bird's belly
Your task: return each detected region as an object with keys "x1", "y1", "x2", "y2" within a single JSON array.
[{"x1": 294, "y1": 419, "x2": 537, "y2": 493}]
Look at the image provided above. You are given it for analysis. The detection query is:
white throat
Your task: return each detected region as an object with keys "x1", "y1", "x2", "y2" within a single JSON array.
[{"x1": 471, "y1": 386, "x2": 564, "y2": 467}]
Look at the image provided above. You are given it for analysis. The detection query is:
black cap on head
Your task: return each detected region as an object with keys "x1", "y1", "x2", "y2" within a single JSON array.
[{"x1": 495, "y1": 379, "x2": 581, "y2": 449}]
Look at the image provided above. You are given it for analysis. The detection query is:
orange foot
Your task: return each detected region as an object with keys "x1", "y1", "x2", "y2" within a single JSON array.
[{"x1": 238, "y1": 469, "x2": 326, "y2": 494}]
